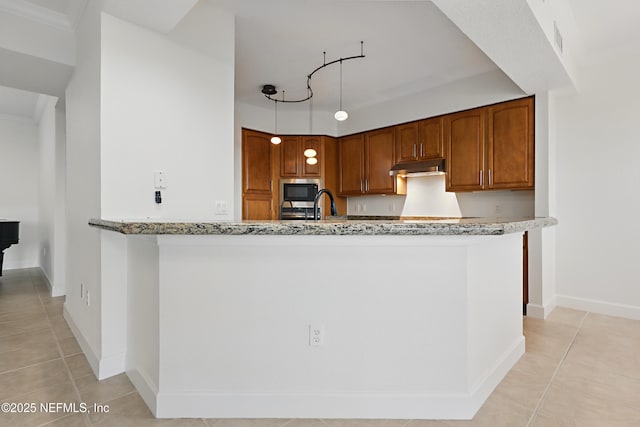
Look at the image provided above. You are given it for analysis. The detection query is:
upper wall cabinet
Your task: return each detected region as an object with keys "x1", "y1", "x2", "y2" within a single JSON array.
[
  {"x1": 445, "y1": 97, "x2": 534, "y2": 192},
  {"x1": 339, "y1": 128, "x2": 406, "y2": 196},
  {"x1": 486, "y1": 97, "x2": 534, "y2": 190},
  {"x1": 280, "y1": 136, "x2": 322, "y2": 178},
  {"x1": 444, "y1": 107, "x2": 486, "y2": 192},
  {"x1": 395, "y1": 117, "x2": 444, "y2": 164}
]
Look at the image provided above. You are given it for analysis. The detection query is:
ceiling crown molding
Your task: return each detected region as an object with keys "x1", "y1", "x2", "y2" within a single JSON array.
[
  {"x1": 0, "y1": 0, "x2": 73, "y2": 32},
  {"x1": 0, "y1": 113, "x2": 35, "y2": 124}
]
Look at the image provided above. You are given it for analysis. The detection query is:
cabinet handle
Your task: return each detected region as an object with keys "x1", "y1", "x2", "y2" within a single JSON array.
[
  {"x1": 420, "y1": 144, "x2": 424, "y2": 158},
  {"x1": 488, "y1": 169, "x2": 492, "y2": 186},
  {"x1": 360, "y1": 178, "x2": 364, "y2": 193},
  {"x1": 413, "y1": 144, "x2": 417, "y2": 157},
  {"x1": 480, "y1": 170, "x2": 483, "y2": 187},
  {"x1": 366, "y1": 178, "x2": 369, "y2": 192}
]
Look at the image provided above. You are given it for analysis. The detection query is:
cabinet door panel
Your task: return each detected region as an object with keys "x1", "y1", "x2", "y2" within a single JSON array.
[
  {"x1": 488, "y1": 98, "x2": 534, "y2": 189},
  {"x1": 419, "y1": 117, "x2": 444, "y2": 159},
  {"x1": 243, "y1": 195, "x2": 273, "y2": 220},
  {"x1": 242, "y1": 129, "x2": 275, "y2": 219},
  {"x1": 395, "y1": 122, "x2": 418, "y2": 163},
  {"x1": 366, "y1": 128, "x2": 396, "y2": 194},
  {"x1": 339, "y1": 134, "x2": 365, "y2": 195},
  {"x1": 301, "y1": 137, "x2": 322, "y2": 177},
  {"x1": 445, "y1": 108, "x2": 485, "y2": 192},
  {"x1": 280, "y1": 136, "x2": 300, "y2": 177},
  {"x1": 243, "y1": 131, "x2": 272, "y2": 194}
]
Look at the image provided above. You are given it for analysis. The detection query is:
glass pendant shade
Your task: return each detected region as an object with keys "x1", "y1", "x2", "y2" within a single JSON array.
[
  {"x1": 303, "y1": 148, "x2": 317, "y2": 158},
  {"x1": 334, "y1": 110, "x2": 348, "y2": 121},
  {"x1": 270, "y1": 135, "x2": 282, "y2": 144},
  {"x1": 306, "y1": 157, "x2": 318, "y2": 165}
]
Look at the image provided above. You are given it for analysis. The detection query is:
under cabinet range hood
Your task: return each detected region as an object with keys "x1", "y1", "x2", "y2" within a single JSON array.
[{"x1": 389, "y1": 158, "x2": 446, "y2": 177}]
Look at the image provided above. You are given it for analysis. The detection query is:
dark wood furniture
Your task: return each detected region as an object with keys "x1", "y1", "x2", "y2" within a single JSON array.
[{"x1": 0, "y1": 220, "x2": 19, "y2": 276}]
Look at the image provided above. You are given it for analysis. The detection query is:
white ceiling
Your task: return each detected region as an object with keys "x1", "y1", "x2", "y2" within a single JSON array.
[
  {"x1": 227, "y1": 0, "x2": 498, "y2": 113},
  {"x1": 0, "y1": 0, "x2": 639, "y2": 120}
]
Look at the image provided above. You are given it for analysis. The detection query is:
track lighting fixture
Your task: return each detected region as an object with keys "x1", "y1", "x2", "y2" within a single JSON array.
[{"x1": 261, "y1": 41, "x2": 364, "y2": 124}]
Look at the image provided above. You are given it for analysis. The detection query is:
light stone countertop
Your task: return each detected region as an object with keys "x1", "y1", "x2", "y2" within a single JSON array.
[{"x1": 89, "y1": 217, "x2": 557, "y2": 236}]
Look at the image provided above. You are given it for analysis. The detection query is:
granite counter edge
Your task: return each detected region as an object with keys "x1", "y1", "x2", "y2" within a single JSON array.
[{"x1": 88, "y1": 217, "x2": 557, "y2": 236}]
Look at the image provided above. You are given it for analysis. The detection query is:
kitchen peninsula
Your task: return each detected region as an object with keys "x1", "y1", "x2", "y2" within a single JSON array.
[{"x1": 88, "y1": 216, "x2": 555, "y2": 419}]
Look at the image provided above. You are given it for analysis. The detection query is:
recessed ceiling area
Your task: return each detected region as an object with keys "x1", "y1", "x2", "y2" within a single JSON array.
[
  {"x1": 227, "y1": 0, "x2": 499, "y2": 113},
  {"x1": 0, "y1": 0, "x2": 639, "y2": 120}
]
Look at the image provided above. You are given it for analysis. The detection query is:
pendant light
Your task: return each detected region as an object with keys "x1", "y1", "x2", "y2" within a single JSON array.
[
  {"x1": 334, "y1": 59, "x2": 348, "y2": 121},
  {"x1": 270, "y1": 98, "x2": 281, "y2": 144}
]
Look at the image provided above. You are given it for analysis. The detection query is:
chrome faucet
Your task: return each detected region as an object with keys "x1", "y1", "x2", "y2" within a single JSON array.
[{"x1": 313, "y1": 189, "x2": 337, "y2": 222}]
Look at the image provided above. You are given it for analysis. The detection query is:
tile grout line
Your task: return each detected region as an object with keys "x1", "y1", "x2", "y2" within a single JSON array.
[
  {"x1": 30, "y1": 269, "x2": 94, "y2": 427},
  {"x1": 524, "y1": 311, "x2": 590, "y2": 427}
]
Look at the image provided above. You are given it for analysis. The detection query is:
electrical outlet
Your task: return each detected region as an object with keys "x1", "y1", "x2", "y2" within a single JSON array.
[
  {"x1": 154, "y1": 171, "x2": 166, "y2": 189},
  {"x1": 215, "y1": 200, "x2": 228, "y2": 215},
  {"x1": 309, "y1": 324, "x2": 324, "y2": 346}
]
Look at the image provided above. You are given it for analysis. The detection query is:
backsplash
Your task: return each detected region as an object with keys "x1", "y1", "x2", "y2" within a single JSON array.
[{"x1": 346, "y1": 175, "x2": 535, "y2": 218}]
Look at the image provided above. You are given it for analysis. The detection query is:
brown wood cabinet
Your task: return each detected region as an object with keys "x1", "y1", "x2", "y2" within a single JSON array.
[
  {"x1": 338, "y1": 134, "x2": 365, "y2": 195},
  {"x1": 280, "y1": 136, "x2": 322, "y2": 178},
  {"x1": 445, "y1": 107, "x2": 486, "y2": 192},
  {"x1": 487, "y1": 98, "x2": 534, "y2": 190},
  {"x1": 445, "y1": 97, "x2": 534, "y2": 192},
  {"x1": 339, "y1": 128, "x2": 405, "y2": 196},
  {"x1": 395, "y1": 117, "x2": 444, "y2": 164},
  {"x1": 242, "y1": 129, "x2": 276, "y2": 220},
  {"x1": 242, "y1": 130, "x2": 346, "y2": 219}
]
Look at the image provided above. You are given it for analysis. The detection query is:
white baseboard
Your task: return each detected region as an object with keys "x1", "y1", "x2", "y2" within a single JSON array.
[
  {"x1": 152, "y1": 338, "x2": 524, "y2": 419},
  {"x1": 127, "y1": 369, "x2": 158, "y2": 416},
  {"x1": 63, "y1": 305, "x2": 100, "y2": 378},
  {"x1": 556, "y1": 295, "x2": 640, "y2": 320},
  {"x1": 63, "y1": 305, "x2": 126, "y2": 379},
  {"x1": 526, "y1": 296, "x2": 557, "y2": 319}
]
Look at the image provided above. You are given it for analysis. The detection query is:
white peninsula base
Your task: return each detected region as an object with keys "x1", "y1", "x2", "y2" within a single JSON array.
[{"x1": 104, "y1": 232, "x2": 525, "y2": 420}]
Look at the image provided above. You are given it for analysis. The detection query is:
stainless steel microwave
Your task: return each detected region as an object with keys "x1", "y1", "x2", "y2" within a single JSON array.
[{"x1": 280, "y1": 179, "x2": 321, "y2": 203}]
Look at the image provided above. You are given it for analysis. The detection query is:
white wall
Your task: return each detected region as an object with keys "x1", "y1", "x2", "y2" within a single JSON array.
[
  {"x1": 64, "y1": 0, "x2": 103, "y2": 366},
  {"x1": 0, "y1": 116, "x2": 39, "y2": 270},
  {"x1": 100, "y1": 11, "x2": 235, "y2": 220},
  {"x1": 152, "y1": 233, "x2": 523, "y2": 418},
  {"x1": 38, "y1": 98, "x2": 54, "y2": 282},
  {"x1": 54, "y1": 107, "x2": 67, "y2": 295},
  {"x1": 553, "y1": 41, "x2": 640, "y2": 318},
  {"x1": 65, "y1": 3, "x2": 237, "y2": 378},
  {"x1": 37, "y1": 96, "x2": 67, "y2": 296},
  {"x1": 346, "y1": 176, "x2": 534, "y2": 219}
]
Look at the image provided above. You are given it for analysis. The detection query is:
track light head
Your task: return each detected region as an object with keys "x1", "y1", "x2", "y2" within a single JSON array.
[{"x1": 261, "y1": 84, "x2": 277, "y2": 96}]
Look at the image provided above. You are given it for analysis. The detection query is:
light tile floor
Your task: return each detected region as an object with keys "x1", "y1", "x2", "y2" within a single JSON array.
[{"x1": 1, "y1": 268, "x2": 640, "y2": 426}]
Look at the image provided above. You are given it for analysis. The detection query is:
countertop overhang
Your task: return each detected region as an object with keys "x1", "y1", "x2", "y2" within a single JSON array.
[{"x1": 89, "y1": 217, "x2": 557, "y2": 236}]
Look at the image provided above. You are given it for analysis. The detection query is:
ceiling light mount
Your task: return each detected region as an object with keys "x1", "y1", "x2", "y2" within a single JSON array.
[
  {"x1": 261, "y1": 84, "x2": 277, "y2": 96},
  {"x1": 261, "y1": 41, "x2": 365, "y2": 115}
]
